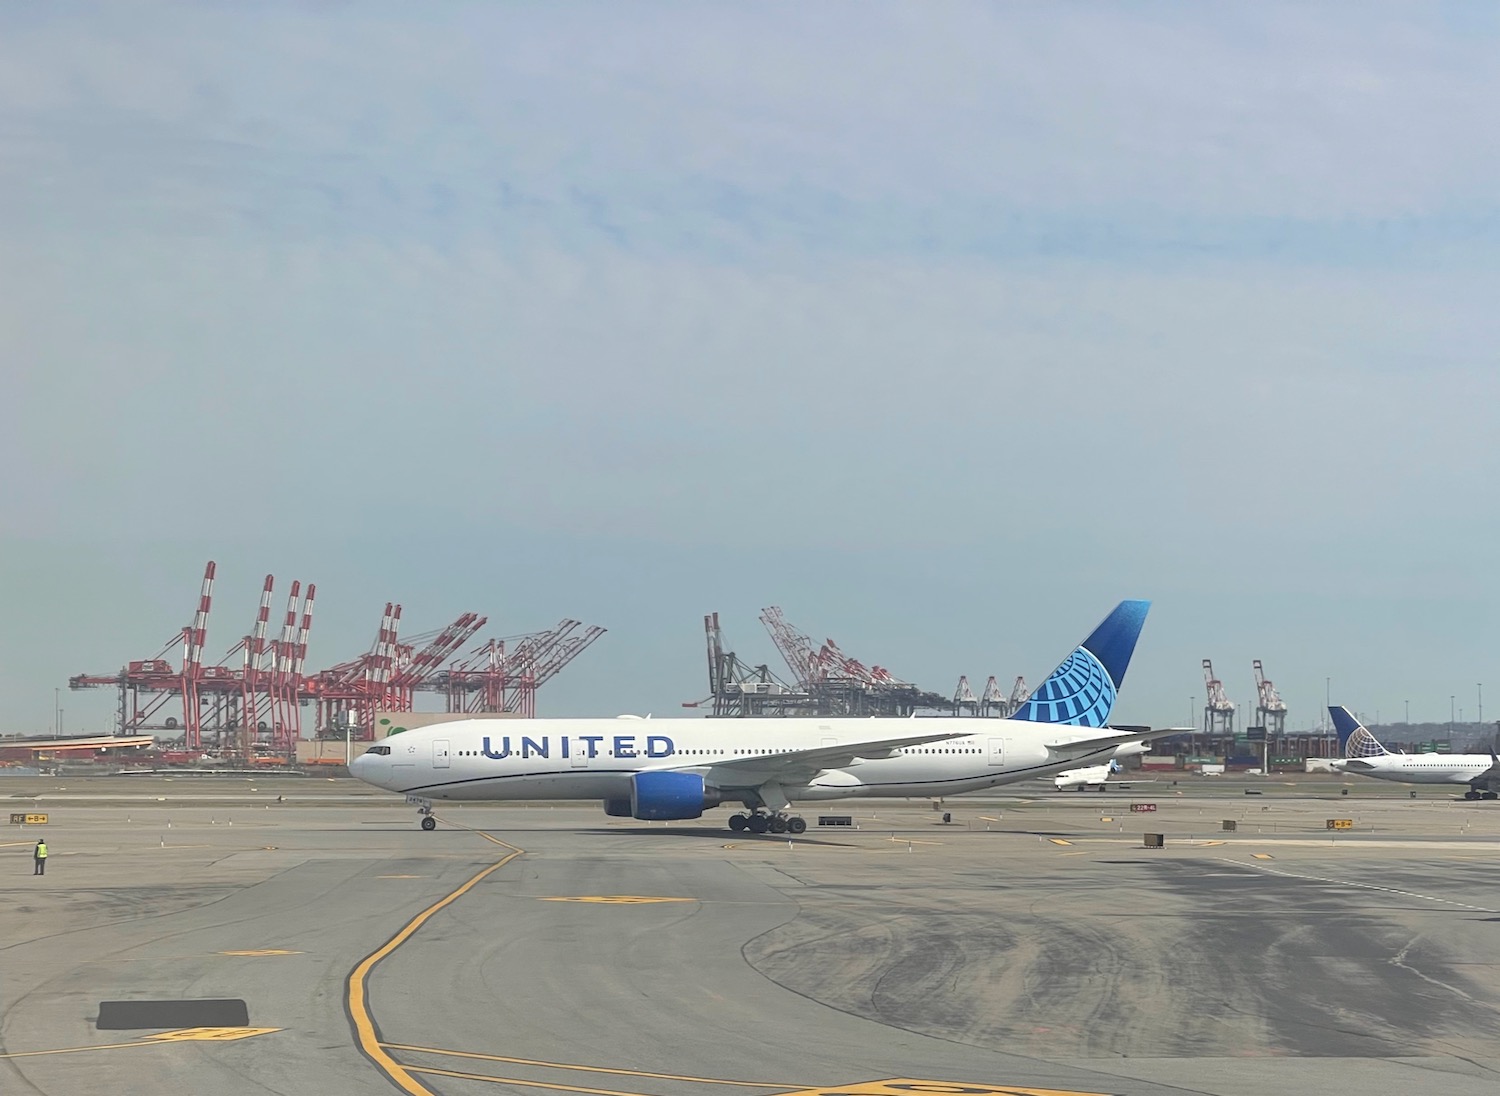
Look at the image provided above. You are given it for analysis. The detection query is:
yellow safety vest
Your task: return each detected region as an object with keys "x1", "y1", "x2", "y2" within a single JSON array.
[{"x1": 35, "y1": 844, "x2": 47, "y2": 859}]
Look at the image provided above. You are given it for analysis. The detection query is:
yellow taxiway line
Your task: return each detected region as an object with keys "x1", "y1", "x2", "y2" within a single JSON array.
[
  {"x1": 345, "y1": 830, "x2": 524, "y2": 1096},
  {"x1": 405, "y1": 1064, "x2": 692, "y2": 1095},
  {"x1": 384, "y1": 1042, "x2": 792, "y2": 1088},
  {"x1": 0, "y1": 1029, "x2": 276, "y2": 1060}
]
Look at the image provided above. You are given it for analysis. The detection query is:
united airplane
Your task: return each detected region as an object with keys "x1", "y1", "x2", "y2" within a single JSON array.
[
  {"x1": 352, "y1": 600, "x2": 1173, "y2": 832},
  {"x1": 1328, "y1": 706, "x2": 1500, "y2": 800}
]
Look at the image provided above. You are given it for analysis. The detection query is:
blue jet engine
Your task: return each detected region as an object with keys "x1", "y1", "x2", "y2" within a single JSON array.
[{"x1": 603, "y1": 771, "x2": 718, "y2": 820}]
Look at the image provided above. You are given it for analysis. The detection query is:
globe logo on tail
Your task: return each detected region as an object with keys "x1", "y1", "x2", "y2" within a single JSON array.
[
  {"x1": 1011, "y1": 647, "x2": 1116, "y2": 728},
  {"x1": 1345, "y1": 725, "x2": 1386, "y2": 759}
]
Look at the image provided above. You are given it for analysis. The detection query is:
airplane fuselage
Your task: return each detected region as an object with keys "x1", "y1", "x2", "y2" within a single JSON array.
[
  {"x1": 1332, "y1": 754, "x2": 1498, "y2": 787},
  {"x1": 354, "y1": 716, "x2": 1140, "y2": 804}
]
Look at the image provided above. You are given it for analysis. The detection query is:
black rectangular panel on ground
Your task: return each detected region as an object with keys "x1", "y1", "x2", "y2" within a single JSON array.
[
  {"x1": 1143, "y1": 833, "x2": 1165, "y2": 848},
  {"x1": 817, "y1": 815, "x2": 853, "y2": 826},
  {"x1": 97, "y1": 999, "x2": 250, "y2": 1030}
]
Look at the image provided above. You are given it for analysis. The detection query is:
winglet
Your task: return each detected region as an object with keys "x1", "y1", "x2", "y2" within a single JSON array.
[
  {"x1": 1011, "y1": 600, "x2": 1151, "y2": 728},
  {"x1": 1329, "y1": 705, "x2": 1389, "y2": 758}
]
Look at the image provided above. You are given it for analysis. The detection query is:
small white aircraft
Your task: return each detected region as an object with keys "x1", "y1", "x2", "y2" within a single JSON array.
[
  {"x1": 353, "y1": 600, "x2": 1177, "y2": 832},
  {"x1": 1052, "y1": 755, "x2": 1154, "y2": 791},
  {"x1": 1328, "y1": 706, "x2": 1500, "y2": 800}
]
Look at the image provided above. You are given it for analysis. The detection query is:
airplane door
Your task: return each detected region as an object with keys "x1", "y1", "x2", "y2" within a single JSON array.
[
  {"x1": 822, "y1": 737, "x2": 839, "y2": 749},
  {"x1": 987, "y1": 738, "x2": 1005, "y2": 767},
  {"x1": 433, "y1": 739, "x2": 450, "y2": 769}
]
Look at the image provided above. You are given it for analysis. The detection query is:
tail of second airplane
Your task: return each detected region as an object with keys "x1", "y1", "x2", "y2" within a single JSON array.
[
  {"x1": 1010, "y1": 600, "x2": 1150, "y2": 728},
  {"x1": 1329, "y1": 705, "x2": 1390, "y2": 759}
]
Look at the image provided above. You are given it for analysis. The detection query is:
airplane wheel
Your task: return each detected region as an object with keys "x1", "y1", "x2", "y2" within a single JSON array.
[
  {"x1": 1483, "y1": 792, "x2": 1498, "y2": 801},
  {"x1": 728, "y1": 814, "x2": 748, "y2": 832},
  {"x1": 747, "y1": 814, "x2": 769, "y2": 834},
  {"x1": 768, "y1": 815, "x2": 788, "y2": 834},
  {"x1": 1464, "y1": 791, "x2": 1481, "y2": 801},
  {"x1": 420, "y1": 816, "x2": 437, "y2": 831},
  {"x1": 786, "y1": 816, "x2": 807, "y2": 835}
]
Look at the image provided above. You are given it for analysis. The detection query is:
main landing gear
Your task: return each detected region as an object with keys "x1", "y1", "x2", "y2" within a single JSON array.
[
  {"x1": 1464, "y1": 789, "x2": 1498, "y2": 801},
  {"x1": 727, "y1": 810, "x2": 807, "y2": 835}
]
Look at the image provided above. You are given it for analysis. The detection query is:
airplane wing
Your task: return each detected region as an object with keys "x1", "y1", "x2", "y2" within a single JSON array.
[{"x1": 691, "y1": 730, "x2": 969, "y2": 789}]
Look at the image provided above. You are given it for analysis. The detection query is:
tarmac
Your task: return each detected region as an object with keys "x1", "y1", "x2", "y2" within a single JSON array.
[{"x1": 1, "y1": 773, "x2": 1498, "y2": 1096}]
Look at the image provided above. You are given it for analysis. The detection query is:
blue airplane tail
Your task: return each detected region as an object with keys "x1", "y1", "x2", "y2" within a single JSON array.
[
  {"x1": 1010, "y1": 600, "x2": 1150, "y2": 727},
  {"x1": 1329, "y1": 705, "x2": 1389, "y2": 759}
]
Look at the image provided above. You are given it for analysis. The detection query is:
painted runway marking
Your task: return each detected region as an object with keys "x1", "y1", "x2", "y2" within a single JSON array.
[
  {"x1": 1252, "y1": 853, "x2": 1274, "y2": 860},
  {"x1": 778, "y1": 1082, "x2": 1114, "y2": 1096},
  {"x1": 378, "y1": 874, "x2": 426, "y2": 879},
  {"x1": 384, "y1": 1042, "x2": 791, "y2": 1087},
  {"x1": 219, "y1": 949, "x2": 299, "y2": 956},
  {"x1": 1219, "y1": 858, "x2": 1499, "y2": 912},
  {"x1": 538, "y1": 895, "x2": 696, "y2": 904},
  {"x1": 404, "y1": 1064, "x2": 686, "y2": 1095},
  {"x1": 149, "y1": 1027, "x2": 281, "y2": 1042},
  {"x1": 0, "y1": 1028, "x2": 279, "y2": 1059},
  {"x1": 1048, "y1": 839, "x2": 1073, "y2": 846},
  {"x1": 345, "y1": 832, "x2": 525, "y2": 1096}
]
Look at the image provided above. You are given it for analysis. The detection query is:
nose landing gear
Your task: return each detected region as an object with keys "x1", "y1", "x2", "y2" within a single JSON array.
[{"x1": 408, "y1": 797, "x2": 437, "y2": 830}]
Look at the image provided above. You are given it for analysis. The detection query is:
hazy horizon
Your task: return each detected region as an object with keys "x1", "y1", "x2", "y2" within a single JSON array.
[{"x1": 4, "y1": 3, "x2": 1497, "y2": 738}]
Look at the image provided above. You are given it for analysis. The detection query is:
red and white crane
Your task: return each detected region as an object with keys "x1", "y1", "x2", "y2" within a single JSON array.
[
  {"x1": 980, "y1": 675, "x2": 1006, "y2": 717},
  {"x1": 1203, "y1": 658, "x2": 1235, "y2": 735},
  {"x1": 953, "y1": 675, "x2": 979, "y2": 715},
  {"x1": 1253, "y1": 659, "x2": 1288, "y2": 737},
  {"x1": 759, "y1": 607, "x2": 818, "y2": 688}
]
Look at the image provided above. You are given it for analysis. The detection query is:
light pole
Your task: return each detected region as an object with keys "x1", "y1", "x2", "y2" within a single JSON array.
[
  {"x1": 1450, "y1": 695, "x2": 1455, "y2": 742},
  {"x1": 1405, "y1": 699, "x2": 1409, "y2": 725},
  {"x1": 1479, "y1": 683, "x2": 1483, "y2": 726},
  {"x1": 54, "y1": 688, "x2": 60, "y2": 736},
  {"x1": 1325, "y1": 677, "x2": 1331, "y2": 732}
]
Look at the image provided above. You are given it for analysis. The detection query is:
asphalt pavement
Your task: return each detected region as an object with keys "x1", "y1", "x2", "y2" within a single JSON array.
[{"x1": 1, "y1": 780, "x2": 1497, "y2": 1096}]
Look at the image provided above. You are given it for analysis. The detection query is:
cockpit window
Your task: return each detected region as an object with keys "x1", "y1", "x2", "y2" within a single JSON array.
[{"x1": 367, "y1": 745, "x2": 392, "y2": 756}]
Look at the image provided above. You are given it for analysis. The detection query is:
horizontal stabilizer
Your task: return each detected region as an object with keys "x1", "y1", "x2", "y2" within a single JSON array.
[{"x1": 1044, "y1": 725, "x2": 1183, "y2": 757}]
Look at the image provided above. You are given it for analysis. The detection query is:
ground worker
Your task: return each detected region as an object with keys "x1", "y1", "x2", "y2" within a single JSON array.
[{"x1": 33, "y1": 839, "x2": 47, "y2": 876}]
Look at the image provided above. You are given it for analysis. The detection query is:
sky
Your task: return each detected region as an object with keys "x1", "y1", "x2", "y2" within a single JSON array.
[{"x1": 3, "y1": 2, "x2": 1499, "y2": 737}]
